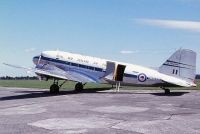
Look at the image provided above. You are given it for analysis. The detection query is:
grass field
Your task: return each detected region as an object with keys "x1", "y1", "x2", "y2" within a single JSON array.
[
  {"x1": 0, "y1": 80, "x2": 200, "y2": 91},
  {"x1": 0, "y1": 80, "x2": 111, "y2": 90}
]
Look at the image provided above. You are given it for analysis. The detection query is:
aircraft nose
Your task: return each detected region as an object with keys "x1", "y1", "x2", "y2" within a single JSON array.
[{"x1": 33, "y1": 55, "x2": 40, "y2": 65}]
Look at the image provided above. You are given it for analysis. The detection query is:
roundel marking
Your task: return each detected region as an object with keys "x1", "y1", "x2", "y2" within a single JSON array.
[{"x1": 138, "y1": 73, "x2": 147, "y2": 82}]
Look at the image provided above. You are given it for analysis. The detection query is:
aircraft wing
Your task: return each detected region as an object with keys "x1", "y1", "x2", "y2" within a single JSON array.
[
  {"x1": 3, "y1": 62, "x2": 98, "y2": 83},
  {"x1": 35, "y1": 64, "x2": 69, "y2": 80},
  {"x1": 3, "y1": 63, "x2": 33, "y2": 73},
  {"x1": 35, "y1": 64, "x2": 98, "y2": 83}
]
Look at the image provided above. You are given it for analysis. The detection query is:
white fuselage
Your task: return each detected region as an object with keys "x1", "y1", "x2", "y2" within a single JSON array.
[{"x1": 33, "y1": 51, "x2": 166, "y2": 86}]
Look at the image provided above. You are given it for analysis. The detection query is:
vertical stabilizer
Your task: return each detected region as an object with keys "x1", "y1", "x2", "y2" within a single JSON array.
[{"x1": 159, "y1": 49, "x2": 196, "y2": 82}]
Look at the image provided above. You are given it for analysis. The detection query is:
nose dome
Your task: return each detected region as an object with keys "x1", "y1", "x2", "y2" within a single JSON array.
[{"x1": 33, "y1": 56, "x2": 40, "y2": 65}]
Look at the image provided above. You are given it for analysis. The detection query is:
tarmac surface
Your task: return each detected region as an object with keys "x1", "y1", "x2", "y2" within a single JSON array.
[{"x1": 0, "y1": 87, "x2": 200, "y2": 134}]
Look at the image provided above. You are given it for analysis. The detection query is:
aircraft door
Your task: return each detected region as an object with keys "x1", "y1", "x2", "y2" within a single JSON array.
[
  {"x1": 105, "y1": 61, "x2": 126, "y2": 82},
  {"x1": 114, "y1": 64, "x2": 126, "y2": 81},
  {"x1": 105, "y1": 61, "x2": 116, "y2": 77}
]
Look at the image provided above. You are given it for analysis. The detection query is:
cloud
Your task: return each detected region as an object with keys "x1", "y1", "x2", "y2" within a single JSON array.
[
  {"x1": 120, "y1": 50, "x2": 139, "y2": 54},
  {"x1": 135, "y1": 18, "x2": 200, "y2": 32},
  {"x1": 25, "y1": 48, "x2": 36, "y2": 53}
]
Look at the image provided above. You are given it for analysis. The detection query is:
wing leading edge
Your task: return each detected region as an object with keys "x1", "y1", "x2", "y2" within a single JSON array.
[
  {"x1": 35, "y1": 64, "x2": 98, "y2": 83},
  {"x1": 3, "y1": 63, "x2": 99, "y2": 83}
]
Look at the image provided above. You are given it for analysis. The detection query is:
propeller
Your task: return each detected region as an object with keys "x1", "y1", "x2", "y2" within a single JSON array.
[{"x1": 37, "y1": 55, "x2": 42, "y2": 65}]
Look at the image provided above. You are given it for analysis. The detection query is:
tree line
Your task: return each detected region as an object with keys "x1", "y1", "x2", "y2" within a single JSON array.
[{"x1": 0, "y1": 76, "x2": 38, "y2": 80}]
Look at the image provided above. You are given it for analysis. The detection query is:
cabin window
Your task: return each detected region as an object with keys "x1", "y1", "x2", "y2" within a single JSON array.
[
  {"x1": 79, "y1": 64, "x2": 87, "y2": 69},
  {"x1": 71, "y1": 63, "x2": 78, "y2": 67},
  {"x1": 65, "y1": 62, "x2": 70, "y2": 65},
  {"x1": 95, "y1": 68, "x2": 103, "y2": 72},
  {"x1": 88, "y1": 66, "x2": 94, "y2": 70}
]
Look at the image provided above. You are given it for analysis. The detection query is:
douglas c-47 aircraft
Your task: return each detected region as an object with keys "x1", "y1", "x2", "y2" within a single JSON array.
[{"x1": 4, "y1": 49, "x2": 196, "y2": 94}]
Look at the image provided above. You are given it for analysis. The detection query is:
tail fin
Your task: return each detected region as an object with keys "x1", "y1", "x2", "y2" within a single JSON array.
[{"x1": 159, "y1": 49, "x2": 196, "y2": 82}]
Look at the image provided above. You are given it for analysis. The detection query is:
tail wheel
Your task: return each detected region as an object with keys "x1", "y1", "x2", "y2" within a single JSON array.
[
  {"x1": 161, "y1": 87, "x2": 171, "y2": 95},
  {"x1": 75, "y1": 82, "x2": 83, "y2": 92},
  {"x1": 50, "y1": 84, "x2": 60, "y2": 94},
  {"x1": 165, "y1": 89, "x2": 170, "y2": 95}
]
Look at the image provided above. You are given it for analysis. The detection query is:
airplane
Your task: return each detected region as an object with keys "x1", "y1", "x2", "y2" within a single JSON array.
[{"x1": 4, "y1": 49, "x2": 197, "y2": 94}]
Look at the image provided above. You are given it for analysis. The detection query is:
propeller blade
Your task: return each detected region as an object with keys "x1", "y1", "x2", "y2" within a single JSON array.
[{"x1": 37, "y1": 55, "x2": 41, "y2": 65}]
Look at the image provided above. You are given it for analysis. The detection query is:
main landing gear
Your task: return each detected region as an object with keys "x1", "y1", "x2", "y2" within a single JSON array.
[
  {"x1": 75, "y1": 82, "x2": 84, "y2": 92},
  {"x1": 50, "y1": 79, "x2": 63, "y2": 94},
  {"x1": 49, "y1": 80, "x2": 84, "y2": 94},
  {"x1": 161, "y1": 87, "x2": 171, "y2": 95}
]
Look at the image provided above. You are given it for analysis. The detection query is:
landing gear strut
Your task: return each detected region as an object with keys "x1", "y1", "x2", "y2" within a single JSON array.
[
  {"x1": 75, "y1": 82, "x2": 84, "y2": 92},
  {"x1": 161, "y1": 87, "x2": 170, "y2": 95},
  {"x1": 49, "y1": 80, "x2": 84, "y2": 93},
  {"x1": 49, "y1": 80, "x2": 67, "y2": 94},
  {"x1": 50, "y1": 83, "x2": 59, "y2": 94}
]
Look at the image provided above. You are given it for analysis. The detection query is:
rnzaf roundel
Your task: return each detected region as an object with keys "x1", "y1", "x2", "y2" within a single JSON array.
[{"x1": 138, "y1": 73, "x2": 147, "y2": 82}]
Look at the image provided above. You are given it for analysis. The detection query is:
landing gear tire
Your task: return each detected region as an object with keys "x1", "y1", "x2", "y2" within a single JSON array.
[
  {"x1": 50, "y1": 84, "x2": 60, "y2": 94},
  {"x1": 164, "y1": 89, "x2": 170, "y2": 95},
  {"x1": 75, "y1": 82, "x2": 83, "y2": 92}
]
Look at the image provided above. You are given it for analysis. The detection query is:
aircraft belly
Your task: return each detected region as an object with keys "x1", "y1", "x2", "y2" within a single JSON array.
[{"x1": 122, "y1": 77, "x2": 162, "y2": 86}]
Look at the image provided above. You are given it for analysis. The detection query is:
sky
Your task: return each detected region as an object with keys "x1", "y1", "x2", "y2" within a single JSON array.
[{"x1": 0, "y1": 0, "x2": 200, "y2": 76}]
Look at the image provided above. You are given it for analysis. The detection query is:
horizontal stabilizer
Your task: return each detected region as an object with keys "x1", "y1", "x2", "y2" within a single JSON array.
[{"x1": 160, "y1": 73, "x2": 196, "y2": 87}]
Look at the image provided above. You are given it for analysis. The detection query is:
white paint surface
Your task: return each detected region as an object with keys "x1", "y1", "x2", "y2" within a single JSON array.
[
  {"x1": 91, "y1": 106, "x2": 149, "y2": 113},
  {"x1": 0, "y1": 104, "x2": 46, "y2": 115},
  {"x1": 29, "y1": 117, "x2": 120, "y2": 130}
]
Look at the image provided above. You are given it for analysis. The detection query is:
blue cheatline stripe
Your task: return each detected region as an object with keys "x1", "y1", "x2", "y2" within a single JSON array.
[
  {"x1": 166, "y1": 60, "x2": 195, "y2": 67},
  {"x1": 35, "y1": 56, "x2": 104, "y2": 72},
  {"x1": 163, "y1": 63, "x2": 191, "y2": 69},
  {"x1": 124, "y1": 73, "x2": 137, "y2": 78}
]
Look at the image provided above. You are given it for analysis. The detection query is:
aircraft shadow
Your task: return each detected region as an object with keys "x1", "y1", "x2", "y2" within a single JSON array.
[
  {"x1": 0, "y1": 87, "x2": 112, "y2": 101},
  {"x1": 102, "y1": 91, "x2": 189, "y2": 96},
  {"x1": 0, "y1": 88, "x2": 189, "y2": 101},
  {"x1": 150, "y1": 91, "x2": 190, "y2": 96}
]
